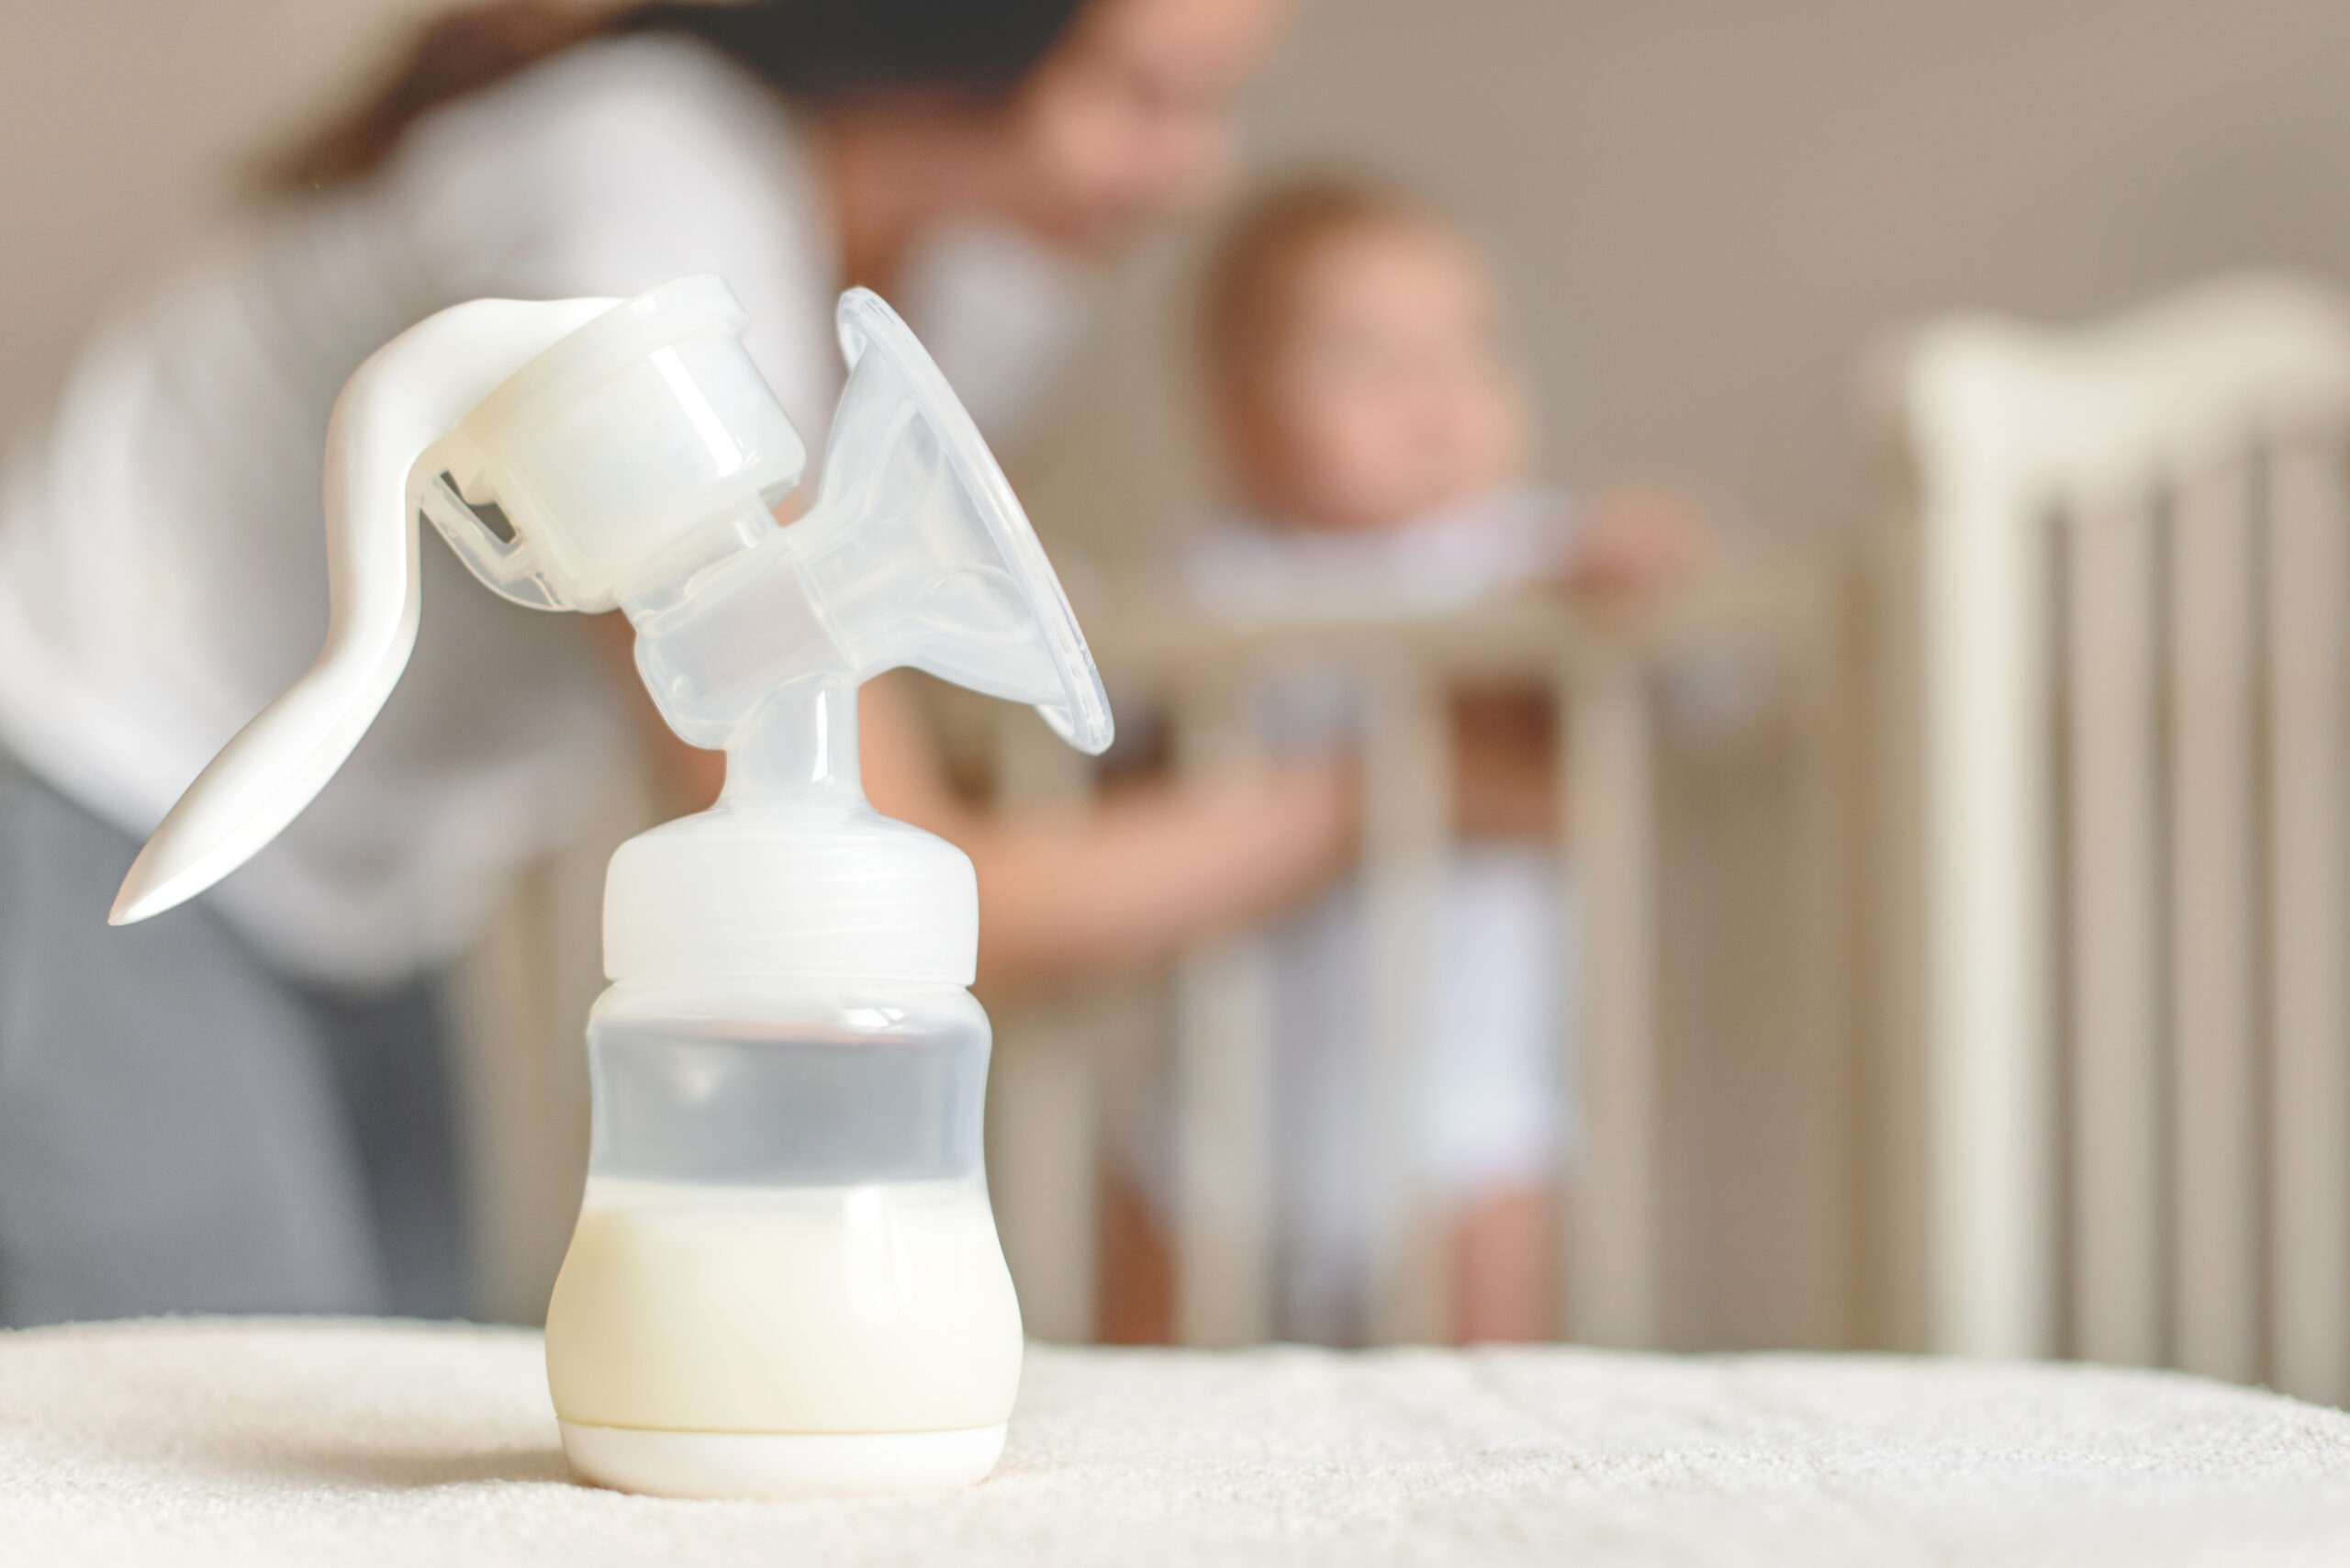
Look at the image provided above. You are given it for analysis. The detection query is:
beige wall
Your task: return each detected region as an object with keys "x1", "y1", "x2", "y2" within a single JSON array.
[
  {"x1": 1026, "y1": 0, "x2": 2350, "y2": 555},
  {"x1": 0, "y1": 2, "x2": 436, "y2": 432},
  {"x1": 9, "y1": 1, "x2": 2350, "y2": 548}
]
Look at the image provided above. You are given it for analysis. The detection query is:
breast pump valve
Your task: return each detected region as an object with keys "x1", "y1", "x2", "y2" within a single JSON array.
[{"x1": 111, "y1": 275, "x2": 1113, "y2": 1498}]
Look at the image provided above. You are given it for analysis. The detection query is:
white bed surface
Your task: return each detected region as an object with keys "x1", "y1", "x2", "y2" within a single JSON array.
[{"x1": 6, "y1": 1317, "x2": 2350, "y2": 1565}]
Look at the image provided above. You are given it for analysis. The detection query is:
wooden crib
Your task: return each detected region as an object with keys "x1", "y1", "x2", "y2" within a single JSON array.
[
  {"x1": 1874, "y1": 274, "x2": 2350, "y2": 1401},
  {"x1": 445, "y1": 556, "x2": 1854, "y2": 1354},
  {"x1": 985, "y1": 567, "x2": 1852, "y2": 1349}
]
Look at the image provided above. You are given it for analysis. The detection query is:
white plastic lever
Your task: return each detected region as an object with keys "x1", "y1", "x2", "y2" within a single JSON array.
[{"x1": 110, "y1": 295, "x2": 617, "y2": 925}]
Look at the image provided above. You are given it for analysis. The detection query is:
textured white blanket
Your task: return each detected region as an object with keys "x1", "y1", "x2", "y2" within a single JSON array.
[{"x1": 6, "y1": 1318, "x2": 2350, "y2": 1565}]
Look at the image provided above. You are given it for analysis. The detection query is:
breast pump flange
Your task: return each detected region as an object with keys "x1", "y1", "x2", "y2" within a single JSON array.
[{"x1": 111, "y1": 276, "x2": 1113, "y2": 1498}]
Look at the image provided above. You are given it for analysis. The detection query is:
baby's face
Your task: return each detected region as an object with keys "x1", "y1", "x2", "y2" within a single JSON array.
[{"x1": 1240, "y1": 222, "x2": 1531, "y2": 530}]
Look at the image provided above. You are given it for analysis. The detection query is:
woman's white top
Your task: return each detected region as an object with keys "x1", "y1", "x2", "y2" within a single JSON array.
[{"x1": 0, "y1": 36, "x2": 1079, "y2": 984}]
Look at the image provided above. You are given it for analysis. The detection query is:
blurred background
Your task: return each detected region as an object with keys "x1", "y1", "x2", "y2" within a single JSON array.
[
  {"x1": 18, "y1": 2, "x2": 2350, "y2": 547},
  {"x1": 7, "y1": 0, "x2": 2350, "y2": 1401}
]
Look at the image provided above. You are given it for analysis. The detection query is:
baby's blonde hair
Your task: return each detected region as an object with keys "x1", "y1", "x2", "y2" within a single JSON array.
[{"x1": 1199, "y1": 174, "x2": 1451, "y2": 421}]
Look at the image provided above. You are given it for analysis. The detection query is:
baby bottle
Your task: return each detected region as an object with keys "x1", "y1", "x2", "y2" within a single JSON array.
[
  {"x1": 544, "y1": 673, "x2": 1023, "y2": 1496},
  {"x1": 111, "y1": 276, "x2": 1114, "y2": 1498}
]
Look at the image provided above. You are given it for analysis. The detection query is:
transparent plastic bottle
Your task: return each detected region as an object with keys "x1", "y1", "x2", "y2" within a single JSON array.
[
  {"x1": 543, "y1": 681, "x2": 1028, "y2": 1495},
  {"x1": 546, "y1": 976, "x2": 1023, "y2": 1454}
]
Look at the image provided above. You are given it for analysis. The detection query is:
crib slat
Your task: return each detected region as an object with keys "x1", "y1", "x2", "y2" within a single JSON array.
[
  {"x1": 2267, "y1": 436, "x2": 2350, "y2": 1405},
  {"x1": 2168, "y1": 456, "x2": 2264, "y2": 1384},
  {"x1": 1171, "y1": 673, "x2": 1278, "y2": 1347},
  {"x1": 1360, "y1": 658, "x2": 1453, "y2": 1344},
  {"x1": 987, "y1": 711, "x2": 1105, "y2": 1342},
  {"x1": 1563, "y1": 655, "x2": 1662, "y2": 1348},
  {"x1": 1919, "y1": 432, "x2": 2062, "y2": 1360},
  {"x1": 2064, "y1": 495, "x2": 2166, "y2": 1366}
]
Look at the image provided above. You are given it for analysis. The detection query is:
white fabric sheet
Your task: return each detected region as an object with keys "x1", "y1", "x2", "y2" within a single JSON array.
[{"x1": 7, "y1": 1319, "x2": 2350, "y2": 1566}]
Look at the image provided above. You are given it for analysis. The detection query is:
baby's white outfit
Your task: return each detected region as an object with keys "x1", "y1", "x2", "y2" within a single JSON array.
[{"x1": 1184, "y1": 487, "x2": 1579, "y2": 1344}]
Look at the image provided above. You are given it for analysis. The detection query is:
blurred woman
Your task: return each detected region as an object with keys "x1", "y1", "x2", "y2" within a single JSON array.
[{"x1": 0, "y1": 0, "x2": 1348, "y2": 1327}]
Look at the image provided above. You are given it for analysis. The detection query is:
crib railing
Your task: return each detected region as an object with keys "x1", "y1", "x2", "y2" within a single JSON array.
[
  {"x1": 1883, "y1": 275, "x2": 2350, "y2": 1397},
  {"x1": 444, "y1": 561, "x2": 1852, "y2": 1351},
  {"x1": 988, "y1": 569, "x2": 1843, "y2": 1348}
]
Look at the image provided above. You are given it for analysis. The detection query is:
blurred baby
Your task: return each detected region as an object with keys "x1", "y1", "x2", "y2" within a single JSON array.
[{"x1": 1134, "y1": 178, "x2": 1698, "y2": 1344}]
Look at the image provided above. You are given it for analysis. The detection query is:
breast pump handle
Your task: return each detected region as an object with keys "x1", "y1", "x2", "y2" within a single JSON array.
[{"x1": 108, "y1": 296, "x2": 616, "y2": 925}]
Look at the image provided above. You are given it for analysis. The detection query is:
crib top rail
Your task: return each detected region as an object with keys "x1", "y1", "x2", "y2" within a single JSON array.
[{"x1": 1070, "y1": 560, "x2": 1833, "y2": 689}]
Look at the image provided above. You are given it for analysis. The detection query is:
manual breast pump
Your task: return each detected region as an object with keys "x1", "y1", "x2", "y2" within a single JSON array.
[{"x1": 111, "y1": 275, "x2": 1113, "y2": 1498}]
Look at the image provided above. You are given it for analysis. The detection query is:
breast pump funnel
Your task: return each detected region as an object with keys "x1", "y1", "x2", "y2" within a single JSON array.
[
  {"x1": 622, "y1": 286, "x2": 1113, "y2": 759},
  {"x1": 787, "y1": 289, "x2": 1112, "y2": 750},
  {"x1": 109, "y1": 274, "x2": 1113, "y2": 1498}
]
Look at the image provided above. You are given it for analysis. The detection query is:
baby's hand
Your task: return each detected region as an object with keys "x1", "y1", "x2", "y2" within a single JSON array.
[{"x1": 1563, "y1": 485, "x2": 1708, "y2": 600}]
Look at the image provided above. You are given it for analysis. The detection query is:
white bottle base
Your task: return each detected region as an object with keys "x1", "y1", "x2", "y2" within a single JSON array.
[{"x1": 558, "y1": 1419, "x2": 1009, "y2": 1498}]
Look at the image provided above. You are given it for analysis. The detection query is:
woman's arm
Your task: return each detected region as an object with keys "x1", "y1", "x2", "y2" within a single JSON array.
[
  {"x1": 859, "y1": 678, "x2": 1358, "y2": 996},
  {"x1": 600, "y1": 624, "x2": 1359, "y2": 996}
]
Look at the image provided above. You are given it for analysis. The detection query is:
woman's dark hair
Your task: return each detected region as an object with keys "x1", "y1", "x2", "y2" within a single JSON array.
[{"x1": 282, "y1": 0, "x2": 1092, "y2": 188}]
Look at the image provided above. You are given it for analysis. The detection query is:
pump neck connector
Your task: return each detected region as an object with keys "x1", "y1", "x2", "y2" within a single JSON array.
[{"x1": 722, "y1": 678, "x2": 866, "y2": 811}]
